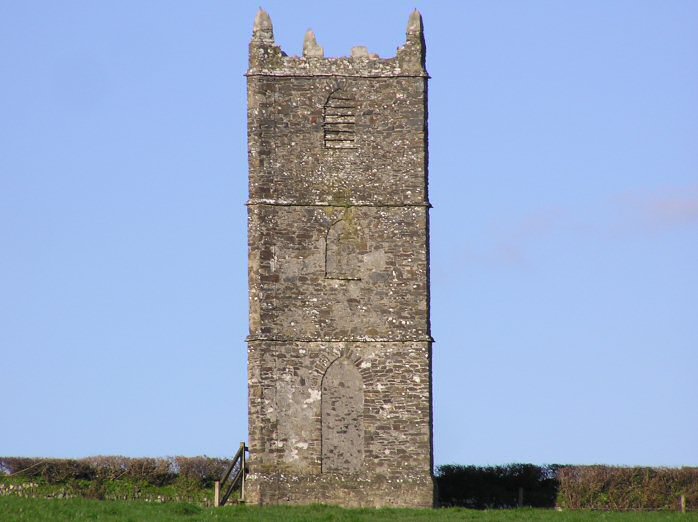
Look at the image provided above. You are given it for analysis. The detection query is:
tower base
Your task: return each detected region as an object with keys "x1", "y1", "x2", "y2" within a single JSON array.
[{"x1": 245, "y1": 471, "x2": 434, "y2": 508}]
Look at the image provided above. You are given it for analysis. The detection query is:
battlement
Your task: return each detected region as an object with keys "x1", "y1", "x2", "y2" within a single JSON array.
[{"x1": 248, "y1": 9, "x2": 427, "y2": 77}]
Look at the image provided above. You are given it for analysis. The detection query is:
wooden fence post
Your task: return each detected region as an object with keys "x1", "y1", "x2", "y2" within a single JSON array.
[
  {"x1": 680, "y1": 494, "x2": 686, "y2": 513},
  {"x1": 518, "y1": 487, "x2": 524, "y2": 508},
  {"x1": 240, "y1": 442, "x2": 247, "y2": 503},
  {"x1": 214, "y1": 480, "x2": 220, "y2": 507}
]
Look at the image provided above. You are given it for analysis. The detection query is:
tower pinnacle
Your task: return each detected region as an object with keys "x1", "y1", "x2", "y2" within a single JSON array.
[{"x1": 252, "y1": 8, "x2": 274, "y2": 44}]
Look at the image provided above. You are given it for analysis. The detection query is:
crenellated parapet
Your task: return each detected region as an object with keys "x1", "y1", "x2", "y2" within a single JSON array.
[{"x1": 248, "y1": 9, "x2": 427, "y2": 77}]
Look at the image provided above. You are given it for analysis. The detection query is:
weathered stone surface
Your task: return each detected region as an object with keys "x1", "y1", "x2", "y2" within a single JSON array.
[
  {"x1": 246, "y1": 10, "x2": 433, "y2": 508},
  {"x1": 321, "y1": 357, "x2": 364, "y2": 473},
  {"x1": 252, "y1": 9, "x2": 274, "y2": 44},
  {"x1": 303, "y1": 29, "x2": 324, "y2": 58}
]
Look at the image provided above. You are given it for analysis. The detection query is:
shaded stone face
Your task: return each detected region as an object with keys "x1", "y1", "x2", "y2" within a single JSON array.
[{"x1": 246, "y1": 9, "x2": 433, "y2": 508}]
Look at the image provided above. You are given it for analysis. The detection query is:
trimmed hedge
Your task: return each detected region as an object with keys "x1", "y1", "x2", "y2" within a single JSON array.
[
  {"x1": 557, "y1": 465, "x2": 698, "y2": 511},
  {"x1": 3, "y1": 458, "x2": 697, "y2": 510},
  {"x1": 436, "y1": 464, "x2": 698, "y2": 511},
  {"x1": 0, "y1": 456, "x2": 229, "y2": 489},
  {"x1": 435, "y1": 464, "x2": 559, "y2": 508}
]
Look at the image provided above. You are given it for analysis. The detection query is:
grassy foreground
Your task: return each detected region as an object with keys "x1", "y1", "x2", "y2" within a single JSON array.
[
  {"x1": 0, "y1": 497, "x2": 698, "y2": 522},
  {"x1": 0, "y1": 498, "x2": 696, "y2": 522}
]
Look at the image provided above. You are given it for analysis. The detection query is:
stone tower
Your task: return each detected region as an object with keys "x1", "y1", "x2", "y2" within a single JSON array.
[{"x1": 246, "y1": 9, "x2": 433, "y2": 508}]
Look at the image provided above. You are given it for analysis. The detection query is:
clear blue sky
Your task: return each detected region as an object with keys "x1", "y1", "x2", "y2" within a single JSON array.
[{"x1": 1, "y1": 1, "x2": 696, "y2": 467}]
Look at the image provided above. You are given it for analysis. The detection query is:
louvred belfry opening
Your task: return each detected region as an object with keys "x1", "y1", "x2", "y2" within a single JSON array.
[{"x1": 323, "y1": 89, "x2": 356, "y2": 149}]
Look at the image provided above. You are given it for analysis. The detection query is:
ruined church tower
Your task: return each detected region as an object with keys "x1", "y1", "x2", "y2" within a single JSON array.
[{"x1": 246, "y1": 10, "x2": 433, "y2": 507}]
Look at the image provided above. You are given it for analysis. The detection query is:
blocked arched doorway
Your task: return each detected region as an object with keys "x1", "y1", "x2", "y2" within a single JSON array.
[{"x1": 321, "y1": 357, "x2": 364, "y2": 473}]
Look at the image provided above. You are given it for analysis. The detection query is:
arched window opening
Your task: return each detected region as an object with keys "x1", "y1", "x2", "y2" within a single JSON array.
[{"x1": 325, "y1": 218, "x2": 363, "y2": 280}]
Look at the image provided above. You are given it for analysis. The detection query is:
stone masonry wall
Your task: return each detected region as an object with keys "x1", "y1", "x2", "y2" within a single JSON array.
[
  {"x1": 246, "y1": 341, "x2": 432, "y2": 507},
  {"x1": 246, "y1": 9, "x2": 433, "y2": 508},
  {"x1": 247, "y1": 76, "x2": 428, "y2": 206},
  {"x1": 248, "y1": 205, "x2": 429, "y2": 341}
]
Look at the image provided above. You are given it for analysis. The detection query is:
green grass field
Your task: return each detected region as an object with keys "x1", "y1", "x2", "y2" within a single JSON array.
[{"x1": 0, "y1": 498, "x2": 695, "y2": 522}]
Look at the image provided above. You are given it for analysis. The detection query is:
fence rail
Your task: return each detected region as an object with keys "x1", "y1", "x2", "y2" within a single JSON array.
[{"x1": 214, "y1": 442, "x2": 247, "y2": 507}]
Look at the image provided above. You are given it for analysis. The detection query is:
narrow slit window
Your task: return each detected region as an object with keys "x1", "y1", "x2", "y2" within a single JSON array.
[{"x1": 323, "y1": 90, "x2": 356, "y2": 149}]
